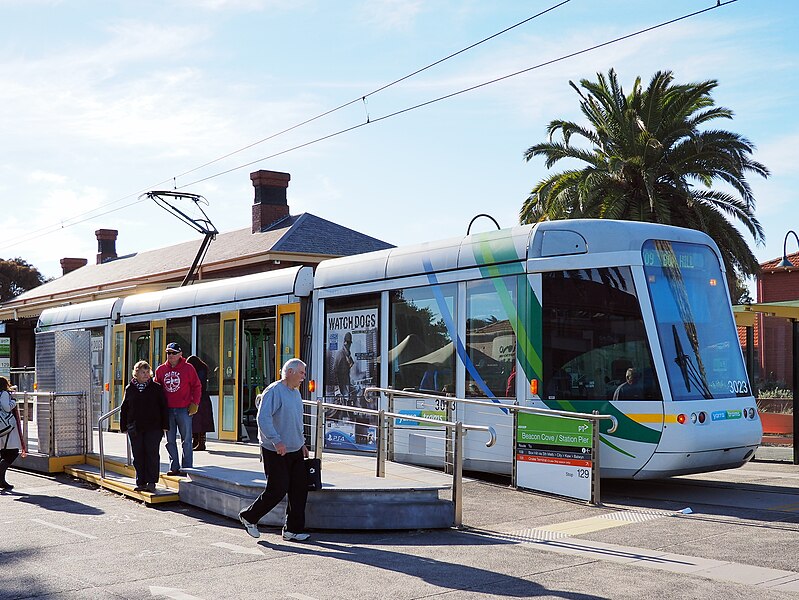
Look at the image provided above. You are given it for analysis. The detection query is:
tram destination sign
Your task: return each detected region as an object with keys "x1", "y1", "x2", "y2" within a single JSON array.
[{"x1": 515, "y1": 412, "x2": 593, "y2": 501}]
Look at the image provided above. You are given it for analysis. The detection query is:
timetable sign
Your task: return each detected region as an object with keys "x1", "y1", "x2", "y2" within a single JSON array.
[{"x1": 515, "y1": 412, "x2": 593, "y2": 501}]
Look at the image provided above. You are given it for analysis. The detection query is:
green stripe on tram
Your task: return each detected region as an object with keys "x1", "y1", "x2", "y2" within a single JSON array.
[{"x1": 469, "y1": 231, "x2": 659, "y2": 450}]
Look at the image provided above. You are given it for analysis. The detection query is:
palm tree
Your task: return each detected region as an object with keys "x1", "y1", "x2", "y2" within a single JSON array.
[{"x1": 521, "y1": 69, "x2": 768, "y2": 280}]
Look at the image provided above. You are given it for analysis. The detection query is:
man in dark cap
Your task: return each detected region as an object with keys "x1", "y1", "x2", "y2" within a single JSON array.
[{"x1": 155, "y1": 342, "x2": 201, "y2": 476}]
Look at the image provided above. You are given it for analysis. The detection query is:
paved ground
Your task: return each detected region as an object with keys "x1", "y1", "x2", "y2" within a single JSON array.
[{"x1": 3, "y1": 447, "x2": 799, "y2": 600}]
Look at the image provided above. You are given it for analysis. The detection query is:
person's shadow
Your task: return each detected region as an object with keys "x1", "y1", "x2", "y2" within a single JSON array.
[
  {"x1": 258, "y1": 531, "x2": 609, "y2": 599},
  {"x1": 10, "y1": 491, "x2": 104, "y2": 515}
]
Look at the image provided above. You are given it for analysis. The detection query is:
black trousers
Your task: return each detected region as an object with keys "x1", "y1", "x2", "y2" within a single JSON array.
[
  {"x1": 241, "y1": 448, "x2": 308, "y2": 533},
  {"x1": 0, "y1": 447, "x2": 19, "y2": 484},
  {"x1": 129, "y1": 429, "x2": 163, "y2": 486}
]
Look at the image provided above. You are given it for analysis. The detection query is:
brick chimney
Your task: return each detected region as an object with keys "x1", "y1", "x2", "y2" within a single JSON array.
[
  {"x1": 95, "y1": 229, "x2": 118, "y2": 264},
  {"x1": 60, "y1": 257, "x2": 88, "y2": 275},
  {"x1": 251, "y1": 170, "x2": 290, "y2": 233}
]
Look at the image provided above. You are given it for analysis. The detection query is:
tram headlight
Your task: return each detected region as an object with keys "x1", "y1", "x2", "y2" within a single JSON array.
[
  {"x1": 698, "y1": 412, "x2": 706, "y2": 424},
  {"x1": 677, "y1": 413, "x2": 687, "y2": 424},
  {"x1": 690, "y1": 413, "x2": 697, "y2": 424}
]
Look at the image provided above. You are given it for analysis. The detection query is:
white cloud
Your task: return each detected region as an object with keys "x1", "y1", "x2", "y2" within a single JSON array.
[{"x1": 359, "y1": 0, "x2": 424, "y2": 31}]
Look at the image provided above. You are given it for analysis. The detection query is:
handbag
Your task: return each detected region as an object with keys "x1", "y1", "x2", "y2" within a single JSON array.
[
  {"x1": 0, "y1": 408, "x2": 13, "y2": 437},
  {"x1": 305, "y1": 458, "x2": 322, "y2": 491},
  {"x1": 0, "y1": 392, "x2": 15, "y2": 437}
]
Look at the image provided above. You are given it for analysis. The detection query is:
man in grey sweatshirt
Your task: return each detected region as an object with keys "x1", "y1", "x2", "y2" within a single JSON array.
[{"x1": 239, "y1": 358, "x2": 310, "y2": 541}]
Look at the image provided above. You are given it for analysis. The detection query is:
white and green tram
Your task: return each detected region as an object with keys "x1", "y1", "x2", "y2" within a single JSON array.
[
  {"x1": 311, "y1": 219, "x2": 761, "y2": 478},
  {"x1": 37, "y1": 219, "x2": 761, "y2": 479}
]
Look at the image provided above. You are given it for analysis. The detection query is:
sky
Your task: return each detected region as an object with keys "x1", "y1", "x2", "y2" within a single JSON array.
[{"x1": 0, "y1": 0, "x2": 796, "y2": 294}]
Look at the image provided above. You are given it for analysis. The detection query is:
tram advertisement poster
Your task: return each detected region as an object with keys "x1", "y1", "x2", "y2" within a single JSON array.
[
  {"x1": 515, "y1": 412, "x2": 593, "y2": 501},
  {"x1": 324, "y1": 307, "x2": 379, "y2": 452}
]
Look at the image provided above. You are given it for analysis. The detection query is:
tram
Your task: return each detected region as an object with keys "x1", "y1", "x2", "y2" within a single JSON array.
[{"x1": 37, "y1": 219, "x2": 761, "y2": 479}]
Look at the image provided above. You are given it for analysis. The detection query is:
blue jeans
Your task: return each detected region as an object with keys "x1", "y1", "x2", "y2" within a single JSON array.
[{"x1": 166, "y1": 407, "x2": 193, "y2": 472}]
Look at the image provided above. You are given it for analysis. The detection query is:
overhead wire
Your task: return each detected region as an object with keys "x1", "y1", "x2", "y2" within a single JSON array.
[
  {"x1": 2, "y1": 0, "x2": 736, "y2": 250},
  {"x1": 0, "y1": 1, "x2": 569, "y2": 253},
  {"x1": 177, "y1": 0, "x2": 737, "y2": 188}
]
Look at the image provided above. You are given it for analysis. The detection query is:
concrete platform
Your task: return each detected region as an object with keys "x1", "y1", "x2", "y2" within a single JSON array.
[{"x1": 26, "y1": 429, "x2": 459, "y2": 530}]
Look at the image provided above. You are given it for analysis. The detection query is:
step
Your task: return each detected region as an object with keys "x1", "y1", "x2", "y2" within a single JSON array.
[
  {"x1": 178, "y1": 476, "x2": 454, "y2": 530},
  {"x1": 84, "y1": 453, "x2": 185, "y2": 490},
  {"x1": 65, "y1": 463, "x2": 180, "y2": 505}
]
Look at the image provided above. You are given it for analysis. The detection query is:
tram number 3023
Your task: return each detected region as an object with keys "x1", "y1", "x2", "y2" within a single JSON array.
[{"x1": 728, "y1": 380, "x2": 749, "y2": 394}]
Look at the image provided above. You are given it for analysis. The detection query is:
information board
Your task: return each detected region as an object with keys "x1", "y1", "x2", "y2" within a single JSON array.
[
  {"x1": 0, "y1": 337, "x2": 10, "y2": 379},
  {"x1": 515, "y1": 412, "x2": 593, "y2": 501}
]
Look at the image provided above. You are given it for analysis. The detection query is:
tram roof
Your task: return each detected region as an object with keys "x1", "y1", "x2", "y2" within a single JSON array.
[
  {"x1": 38, "y1": 296, "x2": 123, "y2": 330},
  {"x1": 314, "y1": 219, "x2": 721, "y2": 288},
  {"x1": 38, "y1": 266, "x2": 313, "y2": 328},
  {"x1": 118, "y1": 265, "x2": 313, "y2": 318}
]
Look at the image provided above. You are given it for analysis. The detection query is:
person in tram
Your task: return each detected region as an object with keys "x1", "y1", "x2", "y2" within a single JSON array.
[
  {"x1": 0, "y1": 376, "x2": 27, "y2": 491},
  {"x1": 186, "y1": 355, "x2": 215, "y2": 452},
  {"x1": 119, "y1": 361, "x2": 168, "y2": 493},
  {"x1": 613, "y1": 367, "x2": 639, "y2": 401},
  {"x1": 155, "y1": 342, "x2": 201, "y2": 476},
  {"x1": 238, "y1": 358, "x2": 310, "y2": 542}
]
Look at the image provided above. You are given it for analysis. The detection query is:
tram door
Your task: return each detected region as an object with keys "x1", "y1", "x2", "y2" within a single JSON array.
[
  {"x1": 276, "y1": 303, "x2": 300, "y2": 373},
  {"x1": 110, "y1": 324, "x2": 126, "y2": 430},
  {"x1": 241, "y1": 314, "x2": 276, "y2": 442},
  {"x1": 149, "y1": 320, "x2": 166, "y2": 370},
  {"x1": 218, "y1": 311, "x2": 240, "y2": 441}
]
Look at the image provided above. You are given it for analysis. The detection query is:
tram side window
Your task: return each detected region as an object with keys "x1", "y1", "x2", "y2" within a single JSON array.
[
  {"x1": 389, "y1": 285, "x2": 455, "y2": 394},
  {"x1": 197, "y1": 314, "x2": 220, "y2": 395},
  {"x1": 166, "y1": 318, "x2": 192, "y2": 357},
  {"x1": 465, "y1": 277, "x2": 517, "y2": 399},
  {"x1": 542, "y1": 267, "x2": 661, "y2": 401}
]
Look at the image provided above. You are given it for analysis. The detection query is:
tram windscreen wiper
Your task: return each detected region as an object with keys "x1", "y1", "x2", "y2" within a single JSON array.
[
  {"x1": 672, "y1": 324, "x2": 712, "y2": 399},
  {"x1": 672, "y1": 324, "x2": 691, "y2": 392}
]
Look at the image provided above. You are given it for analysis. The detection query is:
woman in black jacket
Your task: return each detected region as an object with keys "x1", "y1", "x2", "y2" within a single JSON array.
[
  {"x1": 120, "y1": 360, "x2": 168, "y2": 493},
  {"x1": 187, "y1": 355, "x2": 215, "y2": 451}
]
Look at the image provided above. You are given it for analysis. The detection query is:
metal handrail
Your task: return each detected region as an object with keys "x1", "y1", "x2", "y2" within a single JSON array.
[
  {"x1": 304, "y1": 398, "x2": 496, "y2": 527},
  {"x1": 97, "y1": 405, "x2": 131, "y2": 479},
  {"x1": 11, "y1": 391, "x2": 90, "y2": 457},
  {"x1": 368, "y1": 387, "x2": 618, "y2": 432},
  {"x1": 366, "y1": 387, "x2": 617, "y2": 505}
]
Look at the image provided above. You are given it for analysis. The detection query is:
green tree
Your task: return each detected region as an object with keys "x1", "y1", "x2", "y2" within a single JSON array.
[
  {"x1": 521, "y1": 69, "x2": 769, "y2": 281},
  {"x1": 0, "y1": 258, "x2": 49, "y2": 302}
]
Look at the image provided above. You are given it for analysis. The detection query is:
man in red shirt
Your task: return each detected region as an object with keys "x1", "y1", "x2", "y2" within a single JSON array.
[{"x1": 155, "y1": 342, "x2": 201, "y2": 476}]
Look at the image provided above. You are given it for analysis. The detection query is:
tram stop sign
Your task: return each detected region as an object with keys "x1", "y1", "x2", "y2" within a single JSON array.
[{"x1": 515, "y1": 412, "x2": 593, "y2": 501}]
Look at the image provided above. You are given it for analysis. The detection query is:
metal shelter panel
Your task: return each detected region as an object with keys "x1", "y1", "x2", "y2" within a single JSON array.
[{"x1": 35, "y1": 330, "x2": 92, "y2": 456}]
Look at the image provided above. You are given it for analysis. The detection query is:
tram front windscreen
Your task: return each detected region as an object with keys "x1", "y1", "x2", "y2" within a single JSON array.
[{"x1": 643, "y1": 239, "x2": 750, "y2": 401}]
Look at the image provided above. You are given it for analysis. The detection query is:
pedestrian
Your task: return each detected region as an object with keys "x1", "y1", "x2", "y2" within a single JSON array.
[
  {"x1": 120, "y1": 361, "x2": 168, "y2": 492},
  {"x1": 238, "y1": 358, "x2": 310, "y2": 541},
  {"x1": 155, "y1": 342, "x2": 201, "y2": 476},
  {"x1": 186, "y1": 355, "x2": 215, "y2": 451},
  {"x1": 0, "y1": 376, "x2": 27, "y2": 491}
]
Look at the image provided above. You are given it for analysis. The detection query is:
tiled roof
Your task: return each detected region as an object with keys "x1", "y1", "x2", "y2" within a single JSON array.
[
  {"x1": 270, "y1": 213, "x2": 394, "y2": 255},
  {"x1": 761, "y1": 251, "x2": 799, "y2": 271},
  {"x1": 7, "y1": 212, "x2": 393, "y2": 306}
]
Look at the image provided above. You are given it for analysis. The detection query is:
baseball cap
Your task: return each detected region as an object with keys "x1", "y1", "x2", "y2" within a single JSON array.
[{"x1": 166, "y1": 342, "x2": 182, "y2": 354}]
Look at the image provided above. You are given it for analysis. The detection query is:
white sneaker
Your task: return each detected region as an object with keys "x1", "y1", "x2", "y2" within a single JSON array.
[
  {"x1": 239, "y1": 513, "x2": 260, "y2": 539},
  {"x1": 282, "y1": 530, "x2": 310, "y2": 541}
]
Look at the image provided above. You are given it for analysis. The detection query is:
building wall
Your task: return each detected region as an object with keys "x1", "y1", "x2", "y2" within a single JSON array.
[{"x1": 757, "y1": 269, "x2": 799, "y2": 387}]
